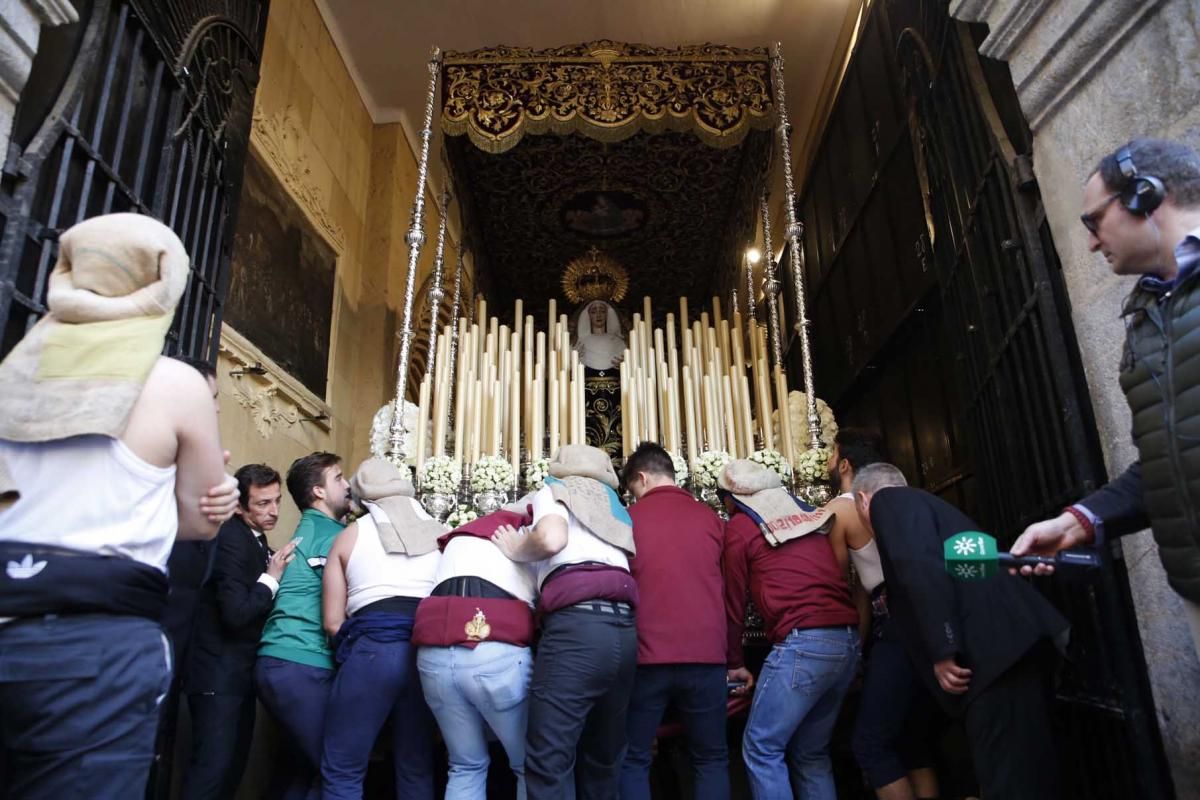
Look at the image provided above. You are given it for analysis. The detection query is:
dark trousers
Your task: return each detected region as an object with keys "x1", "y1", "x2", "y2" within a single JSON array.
[
  {"x1": 526, "y1": 605, "x2": 638, "y2": 800},
  {"x1": 254, "y1": 655, "x2": 334, "y2": 800},
  {"x1": 963, "y1": 647, "x2": 1059, "y2": 800},
  {"x1": 179, "y1": 692, "x2": 257, "y2": 800},
  {"x1": 321, "y1": 635, "x2": 435, "y2": 800},
  {"x1": 850, "y1": 630, "x2": 939, "y2": 789},
  {"x1": 619, "y1": 663, "x2": 730, "y2": 800},
  {"x1": 0, "y1": 615, "x2": 171, "y2": 800}
]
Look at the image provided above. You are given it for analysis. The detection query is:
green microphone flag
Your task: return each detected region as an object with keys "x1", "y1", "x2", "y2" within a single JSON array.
[{"x1": 944, "y1": 531, "x2": 999, "y2": 579}]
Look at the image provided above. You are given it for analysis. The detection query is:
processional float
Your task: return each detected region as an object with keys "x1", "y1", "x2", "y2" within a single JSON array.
[{"x1": 371, "y1": 42, "x2": 839, "y2": 523}]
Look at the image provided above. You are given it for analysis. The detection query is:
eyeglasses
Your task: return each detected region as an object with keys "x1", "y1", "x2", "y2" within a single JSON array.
[{"x1": 1080, "y1": 193, "x2": 1121, "y2": 235}]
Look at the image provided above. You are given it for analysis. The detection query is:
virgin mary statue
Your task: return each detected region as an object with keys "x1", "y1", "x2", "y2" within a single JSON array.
[{"x1": 574, "y1": 300, "x2": 625, "y2": 461}]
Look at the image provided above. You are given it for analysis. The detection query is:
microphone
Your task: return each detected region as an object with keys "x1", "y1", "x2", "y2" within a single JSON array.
[{"x1": 944, "y1": 531, "x2": 1101, "y2": 579}]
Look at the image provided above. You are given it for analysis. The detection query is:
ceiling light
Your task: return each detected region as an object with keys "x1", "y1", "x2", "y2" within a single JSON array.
[{"x1": 746, "y1": 247, "x2": 762, "y2": 264}]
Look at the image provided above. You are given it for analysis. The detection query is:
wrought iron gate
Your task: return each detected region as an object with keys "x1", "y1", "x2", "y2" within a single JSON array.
[
  {"x1": 0, "y1": 0, "x2": 268, "y2": 363},
  {"x1": 897, "y1": 3, "x2": 1172, "y2": 798}
]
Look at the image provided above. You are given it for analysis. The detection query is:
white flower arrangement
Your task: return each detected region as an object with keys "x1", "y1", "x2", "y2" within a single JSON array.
[
  {"x1": 693, "y1": 450, "x2": 732, "y2": 489},
  {"x1": 445, "y1": 505, "x2": 479, "y2": 529},
  {"x1": 670, "y1": 452, "x2": 689, "y2": 486},
  {"x1": 750, "y1": 448, "x2": 792, "y2": 482},
  {"x1": 794, "y1": 447, "x2": 831, "y2": 486},
  {"x1": 471, "y1": 455, "x2": 516, "y2": 493},
  {"x1": 524, "y1": 457, "x2": 551, "y2": 491},
  {"x1": 772, "y1": 391, "x2": 838, "y2": 462},
  {"x1": 420, "y1": 455, "x2": 462, "y2": 496},
  {"x1": 369, "y1": 399, "x2": 422, "y2": 465}
]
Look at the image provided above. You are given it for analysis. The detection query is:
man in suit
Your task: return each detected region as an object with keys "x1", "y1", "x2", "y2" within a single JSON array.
[
  {"x1": 852, "y1": 463, "x2": 1069, "y2": 800},
  {"x1": 181, "y1": 464, "x2": 298, "y2": 800}
]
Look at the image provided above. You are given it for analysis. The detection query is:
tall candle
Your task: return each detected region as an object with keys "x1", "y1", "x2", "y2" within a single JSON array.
[
  {"x1": 683, "y1": 367, "x2": 698, "y2": 464},
  {"x1": 415, "y1": 377, "x2": 430, "y2": 473},
  {"x1": 722, "y1": 375, "x2": 738, "y2": 457},
  {"x1": 775, "y1": 368, "x2": 794, "y2": 467}
]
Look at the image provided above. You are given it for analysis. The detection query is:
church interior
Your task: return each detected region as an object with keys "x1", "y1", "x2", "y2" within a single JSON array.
[{"x1": 2, "y1": 0, "x2": 1197, "y2": 797}]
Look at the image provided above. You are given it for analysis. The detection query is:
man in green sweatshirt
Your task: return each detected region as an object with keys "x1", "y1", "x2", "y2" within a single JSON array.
[{"x1": 255, "y1": 452, "x2": 350, "y2": 800}]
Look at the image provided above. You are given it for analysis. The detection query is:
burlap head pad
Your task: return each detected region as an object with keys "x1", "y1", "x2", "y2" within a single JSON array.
[
  {"x1": 545, "y1": 445, "x2": 633, "y2": 554},
  {"x1": 0, "y1": 213, "x2": 190, "y2": 444},
  {"x1": 351, "y1": 457, "x2": 446, "y2": 555},
  {"x1": 719, "y1": 459, "x2": 833, "y2": 547}
]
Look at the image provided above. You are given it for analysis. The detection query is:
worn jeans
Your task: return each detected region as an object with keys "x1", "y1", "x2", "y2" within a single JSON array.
[
  {"x1": 742, "y1": 626, "x2": 859, "y2": 800},
  {"x1": 0, "y1": 615, "x2": 172, "y2": 800},
  {"x1": 525, "y1": 604, "x2": 638, "y2": 800},
  {"x1": 321, "y1": 635, "x2": 435, "y2": 800},
  {"x1": 619, "y1": 663, "x2": 730, "y2": 800},
  {"x1": 418, "y1": 641, "x2": 533, "y2": 800},
  {"x1": 254, "y1": 656, "x2": 334, "y2": 800}
]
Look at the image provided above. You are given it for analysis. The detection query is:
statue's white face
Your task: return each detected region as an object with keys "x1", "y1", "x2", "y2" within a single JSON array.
[{"x1": 588, "y1": 302, "x2": 608, "y2": 332}]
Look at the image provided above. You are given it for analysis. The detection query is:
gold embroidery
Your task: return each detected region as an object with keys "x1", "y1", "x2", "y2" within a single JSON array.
[{"x1": 464, "y1": 608, "x2": 492, "y2": 641}]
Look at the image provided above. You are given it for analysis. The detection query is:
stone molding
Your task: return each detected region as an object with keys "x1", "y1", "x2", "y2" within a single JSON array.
[
  {"x1": 219, "y1": 324, "x2": 332, "y2": 439},
  {"x1": 0, "y1": 0, "x2": 79, "y2": 152},
  {"x1": 950, "y1": 0, "x2": 1167, "y2": 130},
  {"x1": 249, "y1": 104, "x2": 347, "y2": 253}
]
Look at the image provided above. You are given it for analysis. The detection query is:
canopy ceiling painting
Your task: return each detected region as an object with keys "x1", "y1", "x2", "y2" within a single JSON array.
[{"x1": 442, "y1": 41, "x2": 776, "y2": 318}]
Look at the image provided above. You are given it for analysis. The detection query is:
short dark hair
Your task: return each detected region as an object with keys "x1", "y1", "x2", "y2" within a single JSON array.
[
  {"x1": 622, "y1": 441, "x2": 674, "y2": 484},
  {"x1": 172, "y1": 354, "x2": 216, "y2": 380},
  {"x1": 833, "y1": 428, "x2": 884, "y2": 473},
  {"x1": 286, "y1": 452, "x2": 341, "y2": 510},
  {"x1": 1096, "y1": 138, "x2": 1200, "y2": 208},
  {"x1": 234, "y1": 463, "x2": 281, "y2": 509}
]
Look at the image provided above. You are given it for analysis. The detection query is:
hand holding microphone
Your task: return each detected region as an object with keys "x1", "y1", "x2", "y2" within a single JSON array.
[{"x1": 944, "y1": 531, "x2": 1100, "y2": 580}]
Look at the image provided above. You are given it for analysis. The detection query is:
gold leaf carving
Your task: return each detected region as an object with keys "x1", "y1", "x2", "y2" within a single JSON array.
[{"x1": 250, "y1": 105, "x2": 347, "y2": 252}]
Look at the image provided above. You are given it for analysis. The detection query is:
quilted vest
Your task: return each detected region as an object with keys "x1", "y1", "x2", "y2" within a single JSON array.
[{"x1": 1119, "y1": 270, "x2": 1200, "y2": 603}]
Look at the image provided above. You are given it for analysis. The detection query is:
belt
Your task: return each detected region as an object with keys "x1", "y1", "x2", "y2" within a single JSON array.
[
  {"x1": 431, "y1": 576, "x2": 515, "y2": 600},
  {"x1": 569, "y1": 600, "x2": 633, "y2": 616}
]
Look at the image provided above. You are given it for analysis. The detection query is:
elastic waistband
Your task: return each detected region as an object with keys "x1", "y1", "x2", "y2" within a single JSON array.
[
  {"x1": 787, "y1": 624, "x2": 856, "y2": 636},
  {"x1": 431, "y1": 576, "x2": 516, "y2": 600},
  {"x1": 355, "y1": 596, "x2": 420, "y2": 616},
  {"x1": 565, "y1": 600, "x2": 633, "y2": 617}
]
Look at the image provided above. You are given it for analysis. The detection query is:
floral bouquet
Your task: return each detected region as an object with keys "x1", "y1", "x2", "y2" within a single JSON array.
[
  {"x1": 750, "y1": 448, "x2": 792, "y2": 483},
  {"x1": 524, "y1": 457, "x2": 551, "y2": 491},
  {"x1": 471, "y1": 455, "x2": 516, "y2": 493},
  {"x1": 445, "y1": 505, "x2": 479, "y2": 529},
  {"x1": 670, "y1": 452, "x2": 689, "y2": 487},
  {"x1": 794, "y1": 447, "x2": 831, "y2": 486},
  {"x1": 693, "y1": 450, "x2": 732, "y2": 489},
  {"x1": 419, "y1": 455, "x2": 461, "y2": 496},
  {"x1": 369, "y1": 399, "x2": 421, "y2": 466},
  {"x1": 773, "y1": 391, "x2": 838, "y2": 461}
]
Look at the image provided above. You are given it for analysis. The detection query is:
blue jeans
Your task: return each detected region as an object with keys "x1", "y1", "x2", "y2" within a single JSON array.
[
  {"x1": 321, "y1": 634, "x2": 435, "y2": 800},
  {"x1": 619, "y1": 663, "x2": 730, "y2": 800},
  {"x1": 742, "y1": 626, "x2": 859, "y2": 800},
  {"x1": 0, "y1": 615, "x2": 172, "y2": 800},
  {"x1": 254, "y1": 656, "x2": 334, "y2": 800},
  {"x1": 418, "y1": 642, "x2": 533, "y2": 800}
]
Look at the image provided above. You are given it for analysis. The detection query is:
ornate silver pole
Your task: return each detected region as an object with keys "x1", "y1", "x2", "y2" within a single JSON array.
[
  {"x1": 761, "y1": 189, "x2": 784, "y2": 370},
  {"x1": 423, "y1": 183, "x2": 451, "y2": 389},
  {"x1": 446, "y1": 242, "x2": 465, "y2": 431},
  {"x1": 771, "y1": 43, "x2": 822, "y2": 451},
  {"x1": 745, "y1": 251, "x2": 756, "y2": 321},
  {"x1": 731, "y1": 286, "x2": 739, "y2": 319},
  {"x1": 390, "y1": 47, "x2": 442, "y2": 459}
]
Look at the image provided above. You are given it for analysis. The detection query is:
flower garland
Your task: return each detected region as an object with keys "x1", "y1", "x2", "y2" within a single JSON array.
[
  {"x1": 670, "y1": 452, "x2": 689, "y2": 486},
  {"x1": 750, "y1": 448, "x2": 792, "y2": 483},
  {"x1": 693, "y1": 450, "x2": 732, "y2": 489},
  {"x1": 524, "y1": 457, "x2": 551, "y2": 491},
  {"x1": 471, "y1": 455, "x2": 516, "y2": 493},
  {"x1": 445, "y1": 505, "x2": 479, "y2": 529},
  {"x1": 420, "y1": 455, "x2": 461, "y2": 496},
  {"x1": 794, "y1": 447, "x2": 831, "y2": 486}
]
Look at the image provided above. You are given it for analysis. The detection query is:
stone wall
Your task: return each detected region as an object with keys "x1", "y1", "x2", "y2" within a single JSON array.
[{"x1": 950, "y1": 0, "x2": 1200, "y2": 794}]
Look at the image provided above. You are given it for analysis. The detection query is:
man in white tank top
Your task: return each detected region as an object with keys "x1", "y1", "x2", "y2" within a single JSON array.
[
  {"x1": 825, "y1": 430, "x2": 941, "y2": 800},
  {"x1": 0, "y1": 214, "x2": 237, "y2": 800},
  {"x1": 490, "y1": 444, "x2": 638, "y2": 800},
  {"x1": 318, "y1": 458, "x2": 443, "y2": 800}
]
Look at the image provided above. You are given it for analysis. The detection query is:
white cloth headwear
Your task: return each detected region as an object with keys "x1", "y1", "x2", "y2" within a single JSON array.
[{"x1": 574, "y1": 301, "x2": 625, "y2": 370}]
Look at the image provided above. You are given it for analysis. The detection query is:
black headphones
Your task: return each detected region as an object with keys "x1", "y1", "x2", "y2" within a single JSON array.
[{"x1": 1115, "y1": 144, "x2": 1166, "y2": 215}]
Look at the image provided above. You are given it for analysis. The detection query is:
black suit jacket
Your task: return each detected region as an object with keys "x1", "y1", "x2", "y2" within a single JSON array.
[
  {"x1": 870, "y1": 487, "x2": 1069, "y2": 713},
  {"x1": 184, "y1": 516, "x2": 274, "y2": 695}
]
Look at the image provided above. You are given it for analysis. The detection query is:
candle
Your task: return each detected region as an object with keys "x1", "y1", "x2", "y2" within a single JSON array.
[
  {"x1": 643, "y1": 296, "x2": 652, "y2": 332},
  {"x1": 775, "y1": 368, "x2": 794, "y2": 467},
  {"x1": 722, "y1": 375, "x2": 738, "y2": 458},
  {"x1": 510, "y1": 363, "x2": 521, "y2": 474},
  {"x1": 415, "y1": 377, "x2": 430, "y2": 473},
  {"x1": 549, "y1": 369, "x2": 559, "y2": 456},
  {"x1": 683, "y1": 367, "x2": 698, "y2": 465},
  {"x1": 739, "y1": 373, "x2": 754, "y2": 456}
]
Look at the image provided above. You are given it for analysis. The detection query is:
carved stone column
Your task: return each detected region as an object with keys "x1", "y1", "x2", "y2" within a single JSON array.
[
  {"x1": 0, "y1": 0, "x2": 79, "y2": 157},
  {"x1": 949, "y1": 1, "x2": 1200, "y2": 793}
]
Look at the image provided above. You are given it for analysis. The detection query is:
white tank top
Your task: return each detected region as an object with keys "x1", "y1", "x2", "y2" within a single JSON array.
[
  {"x1": 0, "y1": 435, "x2": 177, "y2": 571},
  {"x1": 838, "y1": 492, "x2": 886, "y2": 592},
  {"x1": 435, "y1": 535, "x2": 538, "y2": 606},
  {"x1": 346, "y1": 503, "x2": 441, "y2": 616},
  {"x1": 530, "y1": 486, "x2": 628, "y2": 589}
]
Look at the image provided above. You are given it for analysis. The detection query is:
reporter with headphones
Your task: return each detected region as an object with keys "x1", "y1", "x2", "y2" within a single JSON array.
[{"x1": 1013, "y1": 137, "x2": 1200, "y2": 659}]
